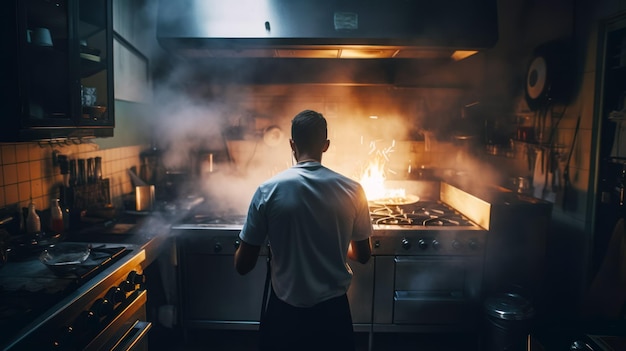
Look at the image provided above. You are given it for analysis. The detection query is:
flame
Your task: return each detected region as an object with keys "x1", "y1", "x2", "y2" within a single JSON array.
[
  {"x1": 359, "y1": 157, "x2": 388, "y2": 200},
  {"x1": 358, "y1": 140, "x2": 405, "y2": 202}
]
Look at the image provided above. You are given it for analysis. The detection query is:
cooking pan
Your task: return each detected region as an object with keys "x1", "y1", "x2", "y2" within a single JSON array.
[{"x1": 371, "y1": 194, "x2": 420, "y2": 206}]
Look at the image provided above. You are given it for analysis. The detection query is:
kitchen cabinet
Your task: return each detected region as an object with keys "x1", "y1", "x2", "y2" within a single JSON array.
[{"x1": 0, "y1": 0, "x2": 114, "y2": 141}]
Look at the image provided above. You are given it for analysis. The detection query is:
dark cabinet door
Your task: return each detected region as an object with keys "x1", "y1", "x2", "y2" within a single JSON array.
[{"x1": 0, "y1": 0, "x2": 114, "y2": 141}]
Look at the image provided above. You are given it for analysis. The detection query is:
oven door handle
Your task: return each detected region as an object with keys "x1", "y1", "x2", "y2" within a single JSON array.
[{"x1": 111, "y1": 320, "x2": 152, "y2": 351}]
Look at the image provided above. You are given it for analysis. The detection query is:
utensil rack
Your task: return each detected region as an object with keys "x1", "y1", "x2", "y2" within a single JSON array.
[{"x1": 68, "y1": 178, "x2": 110, "y2": 210}]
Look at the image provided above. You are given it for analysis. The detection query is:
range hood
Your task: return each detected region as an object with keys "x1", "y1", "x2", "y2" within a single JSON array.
[{"x1": 157, "y1": 0, "x2": 498, "y2": 60}]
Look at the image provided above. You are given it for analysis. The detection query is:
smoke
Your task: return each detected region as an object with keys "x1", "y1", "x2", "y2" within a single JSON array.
[{"x1": 131, "y1": 0, "x2": 509, "y2": 214}]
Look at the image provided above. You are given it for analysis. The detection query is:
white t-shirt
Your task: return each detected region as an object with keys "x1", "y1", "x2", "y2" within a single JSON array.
[{"x1": 239, "y1": 161, "x2": 373, "y2": 307}]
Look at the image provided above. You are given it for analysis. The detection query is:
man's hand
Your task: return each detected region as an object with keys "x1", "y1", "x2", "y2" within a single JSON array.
[
  {"x1": 348, "y1": 238, "x2": 371, "y2": 264},
  {"x1": 234, "y1": 240, "x2": 261, "y2": 275}
]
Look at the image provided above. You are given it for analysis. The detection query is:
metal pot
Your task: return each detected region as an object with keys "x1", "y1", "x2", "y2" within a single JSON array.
[
  {"x1": 161, "y1": 170, "x2": 189, "y2": 201},
  {"x1": 135, "y1": 185, "x2": 155, "y2": 212}
]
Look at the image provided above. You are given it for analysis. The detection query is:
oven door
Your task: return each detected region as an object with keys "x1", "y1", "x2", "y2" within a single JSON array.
[
  {"x1": 393, "y1": 256, "x2": 482, "y2": 325},
  {"x1": 85, "y1": 289, "x2": 152, "y2": 351}
]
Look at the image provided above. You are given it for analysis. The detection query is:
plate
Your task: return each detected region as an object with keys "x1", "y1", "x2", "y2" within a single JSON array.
[{"x1": 371, "y1": 194, "x2": 420, "y2": 206}]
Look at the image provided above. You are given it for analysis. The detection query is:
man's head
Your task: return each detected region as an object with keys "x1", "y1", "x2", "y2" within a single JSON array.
[{"x1": 290, "y1": 110, "x2": 329, "y2": 156}]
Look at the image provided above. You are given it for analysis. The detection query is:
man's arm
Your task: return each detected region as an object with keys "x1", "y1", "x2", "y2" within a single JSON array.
[
  {"x1": 234, "y1": 240, "x2": 262, "y2": 275},
  {"x1": 348, "y1": 238, "x2": 371, "y2": 264}
]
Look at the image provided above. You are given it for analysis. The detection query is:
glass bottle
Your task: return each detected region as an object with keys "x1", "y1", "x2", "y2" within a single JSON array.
[
  {"x1": 87, "y1": 158, "x2": 95, "y2": 184},
  {"x1": 77, "y1": 159, "x2": 86, "y2": 185},
  {"x1": 69, "y1": 159, "x2": 77, "y2": 187},
  {"x1": 50, "y1": 198, "x2": 64, "y2": 234},
  {"x1": 94, "y1": 156, "x2": 102, "y2": 181},
  {"x1": 26, "y1": 199, "x2": 41, "y2": 234},
  {"x1": 58, "y1": 185, "x2": 71, "y2": 231}
]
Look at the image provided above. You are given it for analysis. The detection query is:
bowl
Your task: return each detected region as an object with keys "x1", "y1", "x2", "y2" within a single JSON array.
[{"x1": 39, "y1": 242, "x2": 91, "y2": 276}]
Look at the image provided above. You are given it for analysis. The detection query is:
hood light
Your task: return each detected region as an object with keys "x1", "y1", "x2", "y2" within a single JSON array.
[
  {"x1": 339, "y1": 48, "x2": 399, "y2": 59},
  {"x1": 451, "y1": 50, "x2": 478, "y2": 61}
]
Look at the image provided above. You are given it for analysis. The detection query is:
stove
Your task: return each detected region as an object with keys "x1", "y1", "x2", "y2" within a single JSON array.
[
  {"x1": 0, "y1": 242, "x2": 146, "y2": 350},
  {"x1": 368, "y1": 181, "x2": 488, "y2": 259},
  {"x1": 169, "y1": 180, "x2": 492, "y2": 335}
]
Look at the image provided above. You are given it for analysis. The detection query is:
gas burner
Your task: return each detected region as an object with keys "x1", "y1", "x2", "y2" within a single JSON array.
[{"x1": 369, "y1": 202, "x2": 473, "y2": 227}]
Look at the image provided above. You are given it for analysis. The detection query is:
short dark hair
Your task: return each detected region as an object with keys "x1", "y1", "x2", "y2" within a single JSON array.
[{"x1": 291, "y1": 110, "x2": 327, "y2": 151}]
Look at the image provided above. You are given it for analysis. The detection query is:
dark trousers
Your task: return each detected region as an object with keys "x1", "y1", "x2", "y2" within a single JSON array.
[{"x1": 259, "y1": 288, "x2": 355, "y2": 351}]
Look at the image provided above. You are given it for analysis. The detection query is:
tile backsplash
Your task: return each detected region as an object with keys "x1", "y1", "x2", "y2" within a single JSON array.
[{"x1": 0, "y1": 141, "x2": 144, "y2": 213}]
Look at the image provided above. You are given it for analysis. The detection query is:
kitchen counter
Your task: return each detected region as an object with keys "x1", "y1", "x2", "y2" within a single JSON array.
[
  {"x1": 0, "y1": 212, "x2": 174, "y2": 350},
  {"x1": 69, "y1": 212, "x2": 174, "y2": 268}
]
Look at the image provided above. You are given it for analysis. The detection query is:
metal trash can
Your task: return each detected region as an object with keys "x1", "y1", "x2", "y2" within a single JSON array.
[{"x1": 484, "y1": 293, "x2": 535, "y2": 351}]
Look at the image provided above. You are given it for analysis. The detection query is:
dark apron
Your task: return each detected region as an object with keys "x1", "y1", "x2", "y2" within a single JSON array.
[{"x1": 259, "y1": 250, "x2": 355, "y2": 351}]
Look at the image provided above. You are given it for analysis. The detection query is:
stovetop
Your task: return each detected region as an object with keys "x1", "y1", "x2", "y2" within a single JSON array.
[
  {"x1": 369, "y1": 201, "x2": 477, "y2": 228},
  {"x1": 169, "y1": 181, "x2": 491, "y2": 236},
  {"x1": 170, "y1": 201, "x2": 481, "y2": 231}
]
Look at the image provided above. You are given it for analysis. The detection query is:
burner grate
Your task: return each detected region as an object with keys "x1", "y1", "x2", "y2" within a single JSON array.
[{"x1": 369, "y1": 202, "x2": 473, "y2": 227}]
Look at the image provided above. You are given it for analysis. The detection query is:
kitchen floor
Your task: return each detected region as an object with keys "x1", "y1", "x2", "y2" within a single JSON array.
[{"x1": 150, "y1": 326, "x2": 483, "y2": 350}]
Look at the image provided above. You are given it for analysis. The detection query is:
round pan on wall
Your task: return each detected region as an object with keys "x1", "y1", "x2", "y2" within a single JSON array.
[
  {"x1": 524, "y1": 38, "x2": 576, "y2": 111},
  {"x1": 526, "y1": 55, "x2": 549, "y2": 108}
]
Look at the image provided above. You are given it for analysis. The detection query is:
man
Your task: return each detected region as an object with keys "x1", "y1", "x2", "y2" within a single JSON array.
[{"x1": 234, "y1": 109, "x2": 372, "y2": 351}]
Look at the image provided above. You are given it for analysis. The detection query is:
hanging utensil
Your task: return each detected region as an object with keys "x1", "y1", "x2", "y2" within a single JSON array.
[{"x1": 563, "y1": 114, "x2": 581, "y2": 211}]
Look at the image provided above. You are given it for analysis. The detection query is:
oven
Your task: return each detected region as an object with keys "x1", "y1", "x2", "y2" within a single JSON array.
[
  {"x1": 172, "y1": 215, "x2": 376, "y2": 335},
  {"x1": 365, "y1": 180, "x2": 489, "y2": 333},
  {"x1": 173, "y1": 221, "x2": 269, "y2": 331},
  {"x1": 370, "y1": 232, "x2": 485, "y2": 332},
  {"x1": 0, "y1": 242, "x2": 151, "y2": 350}
]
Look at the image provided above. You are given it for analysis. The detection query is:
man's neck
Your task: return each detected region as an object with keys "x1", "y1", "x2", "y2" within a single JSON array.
[{"x1": 296, "y1": 152, "x2": 321, "y2": 164}]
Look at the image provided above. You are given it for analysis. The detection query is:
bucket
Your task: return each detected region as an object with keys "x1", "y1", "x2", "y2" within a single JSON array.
[
  {"x1": 484, "y1": 293, "x2": 535, "y2": 351},
  {"x1": 135, "y1": 185, "x2": 155, "y2": 212}
]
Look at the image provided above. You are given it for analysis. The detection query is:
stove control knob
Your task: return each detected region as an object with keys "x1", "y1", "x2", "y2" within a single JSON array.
[
  {"x1": 418, "y1": 239, "x2": 428, "y2": 250},
  {"x1": 127, "y1": 270, "x2": 146, "y2": 286},
  {"x1": 92, "y1": 297, "x2": 114, "y2": 318},
  {"x1": 452, "y1": 240, "x2": 462, "y2": 250},
  {"x1": 214, "y1": 242, "x2": 222, "y2": 253},
  {"x1": 120, "y1": 271, "x2": 145, "y2": 292},
  {"x1": 119, "y1": 279, "x2": 134, "y2": 293},
  {"x1": 432, "y1": 239, "x2": 440, "y2": 250},
  {"x1": 52, "y1": 326, "x2": 74, "y2": 348},
  {"x1": 401, "y1": 238, "x2": 411, "y2": 250},
  {"x1": 106, "y1": 286, "x2": 127, "y2": 304},
  {"x1": 469, "y1": 239, "x2": 480, "y2": 251},
  {"x1": 77, "y1": 310, "x2": 98, "y2": 331}
]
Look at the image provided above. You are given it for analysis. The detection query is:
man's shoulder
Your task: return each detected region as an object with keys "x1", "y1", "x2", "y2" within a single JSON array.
[{"x1": 259, "y1": 168, "x2": 299, "y2": 187}]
